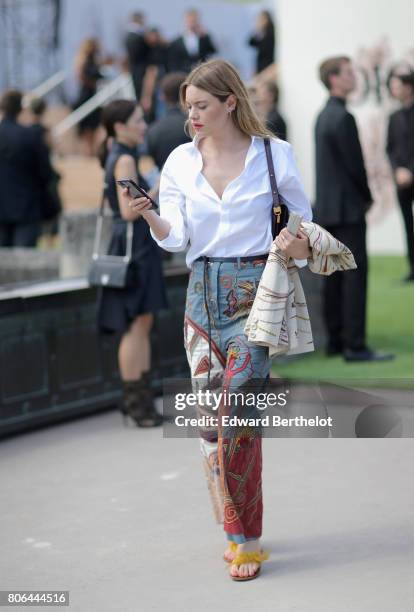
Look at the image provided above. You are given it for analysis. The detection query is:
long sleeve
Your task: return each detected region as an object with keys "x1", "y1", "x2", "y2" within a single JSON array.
[
  {"x1": 248, "y1": 34, "x2": 261, "y2": 48},
  {"x1": 150, "y1": 160, "x2": 189, "y2": 252},
  {"x1": 272, "y1": 140, "x2": 313, "y2": 268},
  {"x1": 31, "y1": 129, "x2": 54, "y2": 186},
  {"x1": 275, "y1": 141, "x2": 313, "y2": 222},
  {"x1": 386, "y1": 115, "x2": 397, "y2": 170},
  {"x1": 202, "y1": 34, "x2": 217, "y2": 57},
  {"x1": 335, "y1": 113, "x2": 372, "y2": 204}
]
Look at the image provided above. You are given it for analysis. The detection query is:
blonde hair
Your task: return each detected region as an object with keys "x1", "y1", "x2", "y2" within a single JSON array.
[
  {"x1": 75, "y1": 38, "x2": 100, "y2": 79},
  {"x1": 179, "y1": 59, "x2": 272, "y2": 139}
]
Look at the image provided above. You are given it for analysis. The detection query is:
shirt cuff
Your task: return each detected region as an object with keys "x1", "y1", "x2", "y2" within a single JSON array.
[{"x1": 149, "y1": 226, "x2": 187, "y2": 252}]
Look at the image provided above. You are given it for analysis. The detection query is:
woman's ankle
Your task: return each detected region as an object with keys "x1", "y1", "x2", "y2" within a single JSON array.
[{"x1": 237, "y1": 539, "x2": 261, "y2": 551}]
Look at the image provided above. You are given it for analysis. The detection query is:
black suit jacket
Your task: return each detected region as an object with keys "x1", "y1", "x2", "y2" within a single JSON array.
[
  {"x1": 314, "y1": 96, "x2": 372, "y2": 226},
  {"x1": 386, "y1": 104, "x2": 414, "y2": 173},
  {"x1": 125, "y1": 30, "x2": 150, "y2": 98},
  {"x1": 167, "y1": 34, "x2": 216, "y2": 73},
  {"x1": 0, "y1": 118, "x2": 54, "y2": 223},
  {"x1": 125, "y1": 31, "x2": 149, "y2": 68},
  {"x1": 146, "y1": 107, "x2": 191, "y2": 170}
]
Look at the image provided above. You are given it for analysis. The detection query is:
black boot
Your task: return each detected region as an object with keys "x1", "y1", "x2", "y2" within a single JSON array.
[
  {"x1": 121, "y1": 375, "x2": 163, "y2": 428},
  {"x1": 120, "y1": 379, "x2": 146, "y2": 427},
  {"x1": 138, "y1": 371, "x2": 163, "y2": 428}
]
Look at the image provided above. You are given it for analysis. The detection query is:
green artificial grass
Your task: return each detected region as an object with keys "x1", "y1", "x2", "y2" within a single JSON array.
[{"x1": 272, "y1": 256, "x2": 414, "y2": 387}]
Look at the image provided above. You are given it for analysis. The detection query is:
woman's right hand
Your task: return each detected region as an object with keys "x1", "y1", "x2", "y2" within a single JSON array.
[{"x1": 121, "y1": 187, "x2": 153, "y2": 216}]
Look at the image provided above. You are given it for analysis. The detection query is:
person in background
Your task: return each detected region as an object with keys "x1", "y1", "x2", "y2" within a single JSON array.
[
  {"x1": 25, "y1": 97, "x2": 51, "y2": 146},
  {"x1": 0, "y1": 90, "x2": 53, "y2": 247},
  {"x1": 124, "y1": 12, "x2": 149, "y2": 102},
  {"x1": 97, "y1": 100, "x2": 168, "y2": 427},
  {"x1": 256, "y1": 80, "x2": 287, "y2": 141},
  {"x1": 26, "y1": 97, "x2": 62, "y2": 242},
  {"x1": 168, "y1": 9, "x2": 216, "y2": 73},
  {"x1": 314, "y1": 56, "x2": 394, "y2": 362},
  {"x1": 139, "y1": 27, "x2": 169, "y2": 123},
  {"x1": 73, "y1": 37, "x2": 104, "y2": 156},
  {"x1": 248, "y1": 10, "x2": 275, "y2": 75},
  {"x1": 147, "y1": 72, "x2": 191, "y2": 170},
  {"x1": 386, "y1": 72, "x2": 414, "y2": 282}
]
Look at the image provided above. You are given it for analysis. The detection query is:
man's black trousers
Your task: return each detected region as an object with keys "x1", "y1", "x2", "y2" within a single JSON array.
[
  {"x1": 323, "y1": 222, "x2": 368, "y2": 352},
  {"x1": 397, "y1": 185, "x2": 414, "y2": 276}
]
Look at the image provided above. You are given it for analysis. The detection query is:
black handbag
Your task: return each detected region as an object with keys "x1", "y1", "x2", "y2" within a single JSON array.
[
  {"x1": 263, "y1": 137, "x2": 289, "y2": 238},
  {"x1": 88, "y1": 187, "x2": 136, "y2": 289}
]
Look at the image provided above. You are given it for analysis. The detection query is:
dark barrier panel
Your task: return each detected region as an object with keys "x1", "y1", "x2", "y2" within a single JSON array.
[{"x1": 0, "y1": 267, "x2": 190, "y2": 438}]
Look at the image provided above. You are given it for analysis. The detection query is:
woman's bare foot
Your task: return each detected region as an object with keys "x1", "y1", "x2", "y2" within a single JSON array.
[{"x1": 230, "y1": 539, "x2": 262, "y2": 579}]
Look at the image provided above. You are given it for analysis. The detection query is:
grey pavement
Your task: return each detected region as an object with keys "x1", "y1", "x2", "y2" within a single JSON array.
[{"x1": 1, "y1": 403, "x2": 414, "y2": 612}]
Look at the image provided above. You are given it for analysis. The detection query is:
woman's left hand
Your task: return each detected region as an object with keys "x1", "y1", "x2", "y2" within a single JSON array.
[{"x1": 274, "y1": 227, "x2": 312, "y2": 259}]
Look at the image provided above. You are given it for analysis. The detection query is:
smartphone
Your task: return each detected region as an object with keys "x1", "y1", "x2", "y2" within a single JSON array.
[{"x1": 117, "y1": 178, "x2": 159, "y2": 210}]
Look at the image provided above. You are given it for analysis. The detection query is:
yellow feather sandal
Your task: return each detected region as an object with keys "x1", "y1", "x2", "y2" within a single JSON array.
[
  {"x1": 223, "y1": 541, "x2": 238, "y2": 562},
  {"x1": 229, "y1": 549, "x2": 270, "y2": 581}
]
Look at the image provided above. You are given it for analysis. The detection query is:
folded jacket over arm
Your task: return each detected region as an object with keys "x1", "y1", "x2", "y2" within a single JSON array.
[{"x1": 244, "y1": 222, "x2": 357, "y2": 357}]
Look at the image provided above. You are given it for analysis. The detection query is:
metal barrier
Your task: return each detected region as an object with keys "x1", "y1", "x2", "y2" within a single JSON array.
[
  {"x1": 0, "y1": 268, "x2": 189, "y2": 438},
  {"x1": 52, "y1": 73, "x2": 135, "y2": 139},
  {"x1": 25, "y1": 69, "x2": 66, "y2": 100}
]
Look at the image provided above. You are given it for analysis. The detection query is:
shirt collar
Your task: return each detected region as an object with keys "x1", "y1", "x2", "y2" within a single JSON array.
[
  {"x1": 192, "y1": 133, "x2": 262, "y2": 151},
  {"x1": 191, "y1": 134, "x2": 263, "y2": 172}
]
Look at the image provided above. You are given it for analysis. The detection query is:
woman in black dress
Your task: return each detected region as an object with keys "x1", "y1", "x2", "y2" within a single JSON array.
[
  {"x1": 73, "y1": 38, "x2": 103, "y2": 155},
  {"x1": 97, "y1": 99, "x2": 168, "y2": 427},
  {"x1": 248, "y1": 10, "x2": 275, "y2": 75}
]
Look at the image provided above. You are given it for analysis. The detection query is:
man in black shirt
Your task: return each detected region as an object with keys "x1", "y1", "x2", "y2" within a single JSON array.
[
  {"x1": 147, "y1": 72, "x2": 191, "y2": 170},
  {"x1": 314, "y1": 56, "x2": 393, "y2": 362},
  {"x1": 168, "y1": 9, "x2": 216, "y2": 74},
  {"x1": 386, "y1": 72, "x2": 414, "y2": 281}
]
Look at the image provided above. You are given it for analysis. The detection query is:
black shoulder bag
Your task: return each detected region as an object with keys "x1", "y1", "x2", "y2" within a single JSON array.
[
  {"x1": 88, "y1": 186, "x2": 136, "y2": 289},
  {"x1": 263, "y1": 137, "x2": 289, "y2": 238}
]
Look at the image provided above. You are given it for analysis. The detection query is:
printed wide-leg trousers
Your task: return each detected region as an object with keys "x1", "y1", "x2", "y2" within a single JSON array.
[{"x1": 183, "y1": 258, "x2": 271, "y2": 543}]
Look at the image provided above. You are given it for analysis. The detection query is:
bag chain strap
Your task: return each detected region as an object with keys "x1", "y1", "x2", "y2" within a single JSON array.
[{"x1": 263, "y1": 137, "x2": 283, "y2": 236}]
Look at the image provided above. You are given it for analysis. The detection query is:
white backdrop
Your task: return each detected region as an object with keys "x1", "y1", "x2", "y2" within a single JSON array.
[{"x1": 276, "y1": 0, "x2": 414, "y2": 254}]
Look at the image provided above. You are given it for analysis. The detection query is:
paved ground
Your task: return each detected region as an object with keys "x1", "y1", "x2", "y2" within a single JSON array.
[{"x1": 1, "y1": 403, "x2": 414, "y2": 612}]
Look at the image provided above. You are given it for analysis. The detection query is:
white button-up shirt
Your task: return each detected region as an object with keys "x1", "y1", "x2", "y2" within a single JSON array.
[{"x1": 150, "y1": 134, "x2": 313, "y2": 268}]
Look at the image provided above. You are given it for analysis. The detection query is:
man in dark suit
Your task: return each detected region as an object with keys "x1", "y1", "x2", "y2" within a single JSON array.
[
  {"x1": 124, "y1": 12, "x2": 150, "y2": 101},
  {"x1": 0, "y1": 90, "x2": 54, "y2": 247},
  {"x1": 146, "y1": 72, "x2": 191, "y2": 170},
  {"x1": 314, "y1": 56, "x2": 393, "y2": 362},
  {"x1": 168, "y1": 9, "x2": 216, "y2": 74},
  {"x1": 386, "y1": 72, "x2": 414, "y2": 282}
]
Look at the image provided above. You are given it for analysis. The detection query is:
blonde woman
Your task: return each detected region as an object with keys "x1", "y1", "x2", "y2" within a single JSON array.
[{"x1": 122, "y1": 59, "x2": 312, "y2": 581}]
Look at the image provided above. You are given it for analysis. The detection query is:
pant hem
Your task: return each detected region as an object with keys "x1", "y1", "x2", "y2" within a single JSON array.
[{"x1": 226, "y1": 533, "x2": 261, "y2": 543}]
